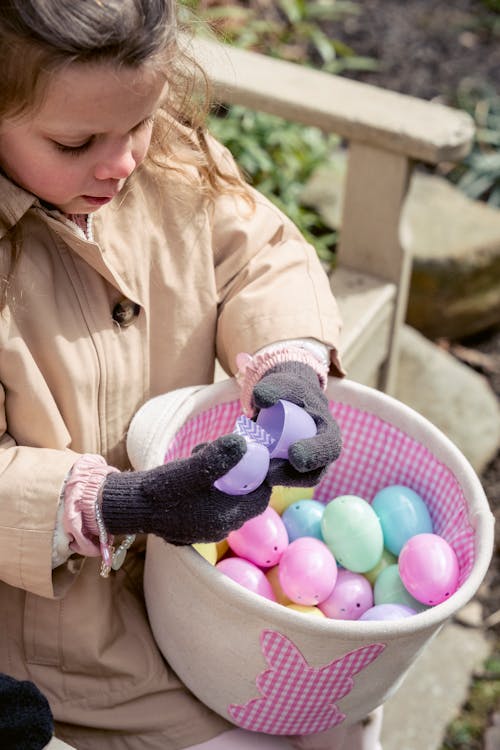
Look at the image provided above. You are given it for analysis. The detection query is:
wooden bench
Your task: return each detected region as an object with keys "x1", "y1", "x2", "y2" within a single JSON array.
[{"x1": 192, "y1": 37, "x2": 475, "y2": 392}]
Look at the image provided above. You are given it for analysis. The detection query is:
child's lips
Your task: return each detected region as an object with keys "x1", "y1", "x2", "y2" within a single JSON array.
[{"x1": 82, "y1": 195, "x2": 114, "y2": 206}]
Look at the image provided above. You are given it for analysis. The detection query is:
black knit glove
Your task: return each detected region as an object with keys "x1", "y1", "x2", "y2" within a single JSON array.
[
  {"x1": 102, "y1": 434, "x2": 271, "y2": 545},
  {"x1": 0, "y1": 673, "x2": 54, "y2": 750},
  {"x1": 252, "y1": 361, "x2": 342, "y2": 487}
]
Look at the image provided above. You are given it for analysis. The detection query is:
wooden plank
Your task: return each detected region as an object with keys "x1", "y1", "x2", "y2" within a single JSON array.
[
  {"x1": 337, "y1": 145, "x2": 413, "y2": 392},
  {"x1": 337, "y1": 144, "x2": 411, "y2": 283},
  {"x1": 192, "y1": 37, "x2": 474, "y2": 164},
  {"x1": 331, "y1": 267, "x2": 395, "y2": 384}
]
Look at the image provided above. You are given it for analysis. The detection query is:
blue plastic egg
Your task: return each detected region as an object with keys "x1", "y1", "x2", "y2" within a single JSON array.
[
  {"x1": 372, "y1": 485, "x2": 433, "y2": 556},
  {"x1": 321, "y1": 495, "x2": 384, "y2": 573},
  {"x1": 281, "y1": 499, "x2": 325, "y2": 542}
]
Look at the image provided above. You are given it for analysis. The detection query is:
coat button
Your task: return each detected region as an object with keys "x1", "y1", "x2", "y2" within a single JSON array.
[{"x1": 112, "y1": 298, "x2": 140, "y2": 327}]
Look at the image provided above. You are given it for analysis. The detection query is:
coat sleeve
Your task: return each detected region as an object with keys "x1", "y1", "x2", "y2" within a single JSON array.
[
  {"x1": 0, "y1": 383, "x2": 81, "y2": 598},
  {"x1": 208, "y1": 141, "x2": 344, "y2": 377}
]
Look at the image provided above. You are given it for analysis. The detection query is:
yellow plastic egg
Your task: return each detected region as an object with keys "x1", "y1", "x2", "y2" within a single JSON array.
[
  {"x1": 364, "y1": 548, "x2": 398, "y2": 586},
  {"x1": 286, "y1": 604, "x2": 326, "y2": 617},
  {"x1": 192, "y1": 542, "x2": 218, "y2": 565},
  {"x1": 266, "y1": 565, "x2": 293, "y2": 605},
  {"x1": 215, "y1": 539, "x2": 229, "y2": 561}
]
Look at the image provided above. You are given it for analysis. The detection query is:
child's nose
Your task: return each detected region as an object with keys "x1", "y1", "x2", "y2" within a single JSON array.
[{"x1": 94, "y1": 144, "x2": 136, "y2": 181}]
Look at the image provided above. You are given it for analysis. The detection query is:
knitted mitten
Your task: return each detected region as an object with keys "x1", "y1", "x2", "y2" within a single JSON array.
[
  {"x1": 102, "y1": 434, "x2": 271, "y2": 545},
  {"x1": 252, "y1": 361, "x2": 342, "y2": 486},
  {"x1": 0, "y1": 673, "x2": 54, "y2": 750}
]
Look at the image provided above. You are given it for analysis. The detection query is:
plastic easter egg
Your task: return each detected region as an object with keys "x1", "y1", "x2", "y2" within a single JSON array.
[
  {"x1": 256, "y1": 399, "x2": 317, "y2": 459},
  {"x1": 214, "y1": 440, "x2": 270, "y2": 495},
  {"x1": 321, "y1": 495, "x2": 384, "y2": 573},
  {"x1": 319, "y1": 569, "x2": 373, "y2": 620},
  {"x1": 372, "y1": 485, "x2": 433, "y2": 555},
  {"x1": 399, "y1": 533, "x2": 459, "y2": 605},
  {"x1": 269, "y1": 485, "x2": 315, "y2": 515},
  {"x1": 266, "y1": 565, "x2": 293, "y2": 605},
  {"x1": 215, "y1": 539, "x2": 229, "y2": 561},
  {"x1": 281, "y1": 499, "x2": 325, "y2": 541},
  {"x1": 359, "y1": 603, "x2": 417, "y2": 621},
  {"x1": 374, "y1": 564, "x2": 428, "y2": 612},
  {"x1": 364, "y1": 548, "x2": 398, "y2": 586},
  {"x1": 216, "y1": 557, "x2": 276, "y2": 601},
  {"x1": 279, "y1": 537, "x2": 337, "y2": 605},
  {"x1": 227, "y1": 506, "x2": 288, "y2": 568},
  {"x1": 286, "y1": 604, "x2": 326, "y2": 617},
  {"x1": 192, "y1": 542, "x2": 218, "y2": 565}
]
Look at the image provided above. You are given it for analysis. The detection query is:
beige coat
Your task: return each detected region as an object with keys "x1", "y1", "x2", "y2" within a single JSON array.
[{"x1": 0, "y1": 144, "x2": 342, "y2": 749}]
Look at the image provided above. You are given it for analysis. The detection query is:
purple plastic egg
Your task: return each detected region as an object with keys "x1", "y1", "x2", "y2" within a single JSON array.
[
  {"x1": 359, "y1": 603, "x2": 417, "y2": 621},
  {"x1": 398, "y1": 533, "x2": 459, "y2": 606},
  {"x1": 256, "y1": 399, "x2": 316, "y2": 459},
  {"x1": 279, "y1": 537, "x2": 337, "y2": 606},
  {"x1": 227, "y1": 505, "x2": 289, "y2": 568},
  {"x1": 216, "y1": 557, "x2": 276, "y2": 601},
  {"x1": 214, "y1": 440, "x2": 270, "y2": 495},
  {"x1": 319, "y1": 569, "x2": 374, "y2": 620}
]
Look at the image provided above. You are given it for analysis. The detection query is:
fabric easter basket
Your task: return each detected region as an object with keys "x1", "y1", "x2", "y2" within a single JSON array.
[{"x1": 127, "y1": 376, "x2": 494, "y2": 736}]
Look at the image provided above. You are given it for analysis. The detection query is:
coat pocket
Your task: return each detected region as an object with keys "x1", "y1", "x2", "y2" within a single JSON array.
[{"x1": 24, "y1": 591, "x2": 63, "y2": 666}]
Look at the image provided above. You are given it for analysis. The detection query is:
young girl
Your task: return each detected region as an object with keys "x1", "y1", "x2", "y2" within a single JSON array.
[{"x1": 0, "y1": 2, "x2": 382, "y2": 749}]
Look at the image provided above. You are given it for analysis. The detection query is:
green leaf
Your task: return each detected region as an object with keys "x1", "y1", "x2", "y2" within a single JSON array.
[{"x1": 278, "y1": 0, "x2": 306, "y2": 24}]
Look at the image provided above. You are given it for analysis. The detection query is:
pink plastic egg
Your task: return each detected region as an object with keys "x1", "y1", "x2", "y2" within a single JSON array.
[
  {"x1": 319, "y1": 569, "x2": 373, "y2": 620},
  {"x1": 227, "y1": 505, "x2": 289, "y2": 568},
  {"x1": 398, "y1": 533, "x2": 459, "y2": 605},
  {"x1": 216, "y1": 557, "x2": 276, "y2": 601},
  {"x1": 278, "y1": 537, "x2": 337, "y2": 605}
]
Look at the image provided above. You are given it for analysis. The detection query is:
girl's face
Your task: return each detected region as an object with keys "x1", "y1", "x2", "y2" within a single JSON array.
[{"x1": 0, "y1": 62, "x2": 166, "y2": 214}]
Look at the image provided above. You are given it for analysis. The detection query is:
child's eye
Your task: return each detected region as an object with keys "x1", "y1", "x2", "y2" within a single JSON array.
[
  {"x1": 53, "y1": 139, "x2": 93, "y2": 156},
  {"x1": 134, "y1": 115, "x2": 155, "y2": 131}
]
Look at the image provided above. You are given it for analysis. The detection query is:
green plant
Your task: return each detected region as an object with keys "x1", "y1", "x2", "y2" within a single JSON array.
[
  {"x1": 208, "y1": 106, "x2": 339, "y2": 265},
  {"x1": 481, "y1": 0, "x2": 500, "y2": 12},
  {"x1": 178, "y1": 0, "x2": 377, "y2": 73},
  {"x1": 440, "y1": 652, "x2": 500, "y2": 750},
  {"x1": 448, "y1": 80, "x2": 500, "y2": 207}
]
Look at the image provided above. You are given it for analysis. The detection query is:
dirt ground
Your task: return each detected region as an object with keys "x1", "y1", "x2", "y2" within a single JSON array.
[{"x1": 326, "y1": 0, "x2": 500, "y2": 103}]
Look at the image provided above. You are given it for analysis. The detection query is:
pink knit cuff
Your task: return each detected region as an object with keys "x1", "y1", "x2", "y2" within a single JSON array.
[
  {"x1": 63, "y1": 454, "x2": 120, "y2": 557},
  {"x1": 236, "y1": 346, "x2": 329, "y2": 417}
]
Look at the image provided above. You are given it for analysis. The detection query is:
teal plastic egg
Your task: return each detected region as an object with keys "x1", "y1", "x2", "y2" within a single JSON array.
[
  {"x1": 321, "y1": 495, "x2": 384, "y2": 573},
  {"x1": 373, "y1": 563, "x2": 428, "y2": 612},
  {"x1": 372, "y1": 485, "x2": 433, "y2": 556}
]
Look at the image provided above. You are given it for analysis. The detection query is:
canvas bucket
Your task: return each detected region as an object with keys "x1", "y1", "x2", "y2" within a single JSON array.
[{"x1": 127, "y1": 376, "x2": 494, "y2": 736}]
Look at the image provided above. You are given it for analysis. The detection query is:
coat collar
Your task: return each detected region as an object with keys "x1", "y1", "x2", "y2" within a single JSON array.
[{"x1": 0, "y1": 172, "x2": 38, "y2": 240}]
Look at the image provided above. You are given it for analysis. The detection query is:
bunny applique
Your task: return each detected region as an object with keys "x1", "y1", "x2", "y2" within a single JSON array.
[{"x1": 228, "y1": 629, "x2": 385, "y2": 735}]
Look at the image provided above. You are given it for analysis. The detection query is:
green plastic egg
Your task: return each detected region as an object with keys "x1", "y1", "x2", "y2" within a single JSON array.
[{"x1": 321, "y1": 495, "x2": 384, "y2": 573}]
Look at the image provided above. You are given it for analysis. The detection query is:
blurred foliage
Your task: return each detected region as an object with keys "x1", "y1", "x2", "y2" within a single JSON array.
[
  {"x1": 440, "y1": 653, "x2": 500, "y2": 750},
  {"x1": 179, "y1": 0, "x2": 377, "y2": 73},
  {"x1": 178, "y1": 0, "x2": 367, "y2": 265},
  {"x1": 179, "y1": 0, "x2": 500, "y2": 267},
  {"x1": 448, "y1": 80, "x2": 500, "y2": 207},
  {"x1": 481, "y1": 0, "x2": 500, "y2": 12}
]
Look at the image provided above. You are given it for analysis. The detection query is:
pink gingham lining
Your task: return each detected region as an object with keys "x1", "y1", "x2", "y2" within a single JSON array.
[{"x1": 164, "y1": 398, "x2": 474, "y2": 585}]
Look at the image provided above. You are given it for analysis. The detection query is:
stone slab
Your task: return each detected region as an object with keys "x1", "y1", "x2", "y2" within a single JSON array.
[{"x1": 381, "y1": 621, "x2": 493, "y2": 750}]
